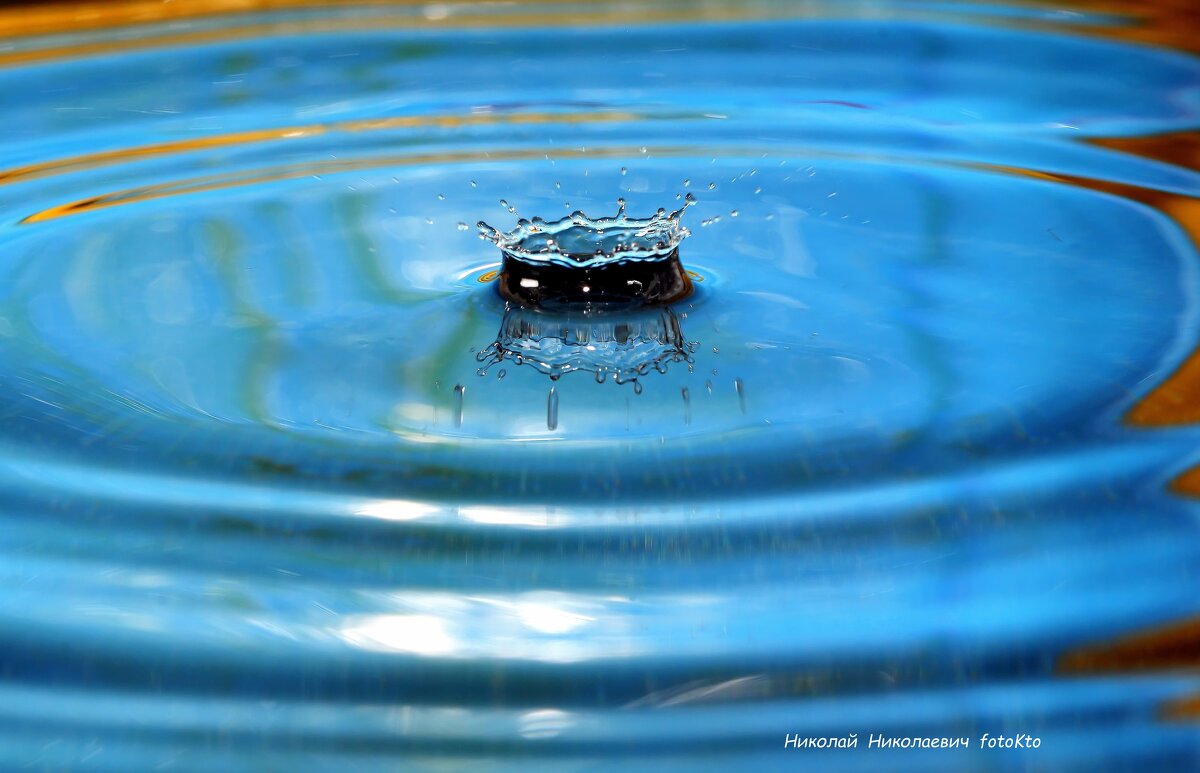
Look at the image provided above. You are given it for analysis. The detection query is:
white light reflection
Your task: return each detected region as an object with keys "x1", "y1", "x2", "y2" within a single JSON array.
[
  {"x1": 336, "y1": 592, "x2": 634, "y2": 663},
  {"x1": 340, "y1": 614, "x2": 457, "y2": 656},
  {"x1": 519, "y1": 709, "x2": 575, "y2": 740},
  {"x1": 354, "y1": 499, "x2": 441, "y2": 522},
  {"x1": 475, "y1": 592, "x2": 596, "y2": 635},
  {"x1": 459, "y1": 505, "x2": 558, "y2": 528}
]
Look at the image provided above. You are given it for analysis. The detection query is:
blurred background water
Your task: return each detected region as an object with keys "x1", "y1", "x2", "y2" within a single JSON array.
[{"x1": 1, "y1": 0, "x2": 1199, "y2": 770}]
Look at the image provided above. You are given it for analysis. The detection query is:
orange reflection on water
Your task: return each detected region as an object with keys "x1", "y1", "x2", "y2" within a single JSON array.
[
  {"x1": 1059, "y1": 615, "x2": 1200, "y2": 674},
  {"x1": 4, "y1": 0, "x2": 1200, "y2": 68},
  {"x1": 1078, "y1": 133, "x2": 1200, "y2": 429},
  {"x1": 16, "y1": 144, "x2": 694, "y2": 225},
  {"x1": 1057, "y1": 613, "x2": 1200, "y2": 723},
  {"x1": 0, "y1": 109, "x2": 648, "y2": 187},
  {"x1": 1028, "y1": 0, "x2": 1200, "y2": 53}
]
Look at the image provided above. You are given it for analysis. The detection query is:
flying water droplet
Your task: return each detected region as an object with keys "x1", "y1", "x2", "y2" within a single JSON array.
[
  {"x1": 453, "y1": 384, "x2": 465, "y2": 427},
  {"x1": 547, "y1": 386, "x2": 559, "y2": 430}
]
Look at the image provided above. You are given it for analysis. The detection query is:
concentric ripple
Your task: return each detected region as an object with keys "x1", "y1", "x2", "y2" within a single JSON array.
[{"x1": 1, "y1": 2, "x2": 1200, "y2": 771}]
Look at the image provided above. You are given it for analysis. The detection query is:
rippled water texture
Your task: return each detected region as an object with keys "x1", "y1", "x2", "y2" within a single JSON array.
[{"x1": 2, "y1": 1, "x2": 1200, "y2": 770}]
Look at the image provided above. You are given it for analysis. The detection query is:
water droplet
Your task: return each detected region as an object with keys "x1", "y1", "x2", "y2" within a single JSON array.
[
  {"x1": 620, "y1": 166, "x2": 628, "y2": 176},
  {"x1": 734, "y1": 378, "x2": 746, "y2": 414},
  {"x1": 633, "y1": 381, "x2": 644, "y2": 395},
  {"x1": 682, "y1": 387, "x2": 691, "y2": 426},
  {"x1": 425, "y1": 217, "x2": 434, "y2": 225},
  {"x1": 730, "y1": 210, "x2": 739, "y2": 217},
  {"x1": 469, "y1": 180, "x2": 477, "y2": 187},
  {"x1": 707, "y1": 182, "x2": 716, "y2": 190},
  {"x1": 497, "y1": 368, "x2": 506, "y2": 379},
  {"x1": 453, "y1": 384, "x2": 465, "y2": 427},
  {"x1": 437, "y1": 193, "x2": 446, "y2": 200},
  {"x1": 683, "y1": 179, "x2": 691, "y2": 187},
  {"x1": 547, "y1": 386, "x2": 559, "y2": 431},
  {"x1": 457, "y1": 222, "x2": 469, "y2": 231}
]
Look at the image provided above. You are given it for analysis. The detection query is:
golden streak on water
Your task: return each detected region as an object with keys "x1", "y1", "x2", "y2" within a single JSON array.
[
  {"x1": 18, "y1": 132, "x2": 1199, "y2": 238},
  {"x1": 1056, "y1": 611, "x2": 1200, "y2": 723},
  {"x1": 1058, "y1": 615, "x2": 1200, "y2": 674},
  {"x1": 965, "y1": 135, "x2": 1200, "y2": 432},
  {"x1": 1160, "y1": 694, "x2": 1200, "y2": 722},
  {"x1": 0, "y1": 0, "x2": 1195, "y2": 66},
  {"x1": 1073, "y1": 133, "x2": 1200, "y2": 429},
  {"x1": 0, "y1": 0, "x2": 798, "y2": 38},
  {"x1": 18, "y1": 144, "x2": 702, "y2": 224},
  {"x1": 0, "y1": 3, "x2": 926, "y2": 68},
  {"x1": 1026, "y1": 0, "x2": 1200, "y2": 53},
  {"x1": 0, "y1": 110, "x2": 653, "y2": 187}
]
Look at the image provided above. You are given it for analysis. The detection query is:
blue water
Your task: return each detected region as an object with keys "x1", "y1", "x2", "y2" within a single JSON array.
[{"x1": 1, "y1": 2, "x2": 1199, "y2": 770}]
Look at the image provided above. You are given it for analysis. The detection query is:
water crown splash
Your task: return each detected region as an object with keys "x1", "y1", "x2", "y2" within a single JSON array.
[
  {"x1": 476, "y1": 196, "x2": 699, "y2": 384},
  {"x1": 478, "y1": 195, "x2": 696, "y2": 307}
]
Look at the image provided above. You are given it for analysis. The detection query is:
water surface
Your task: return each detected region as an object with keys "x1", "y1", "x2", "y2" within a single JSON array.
[{"x1": 1, "y1": 1, "x2": 1199, "y2": 770}]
